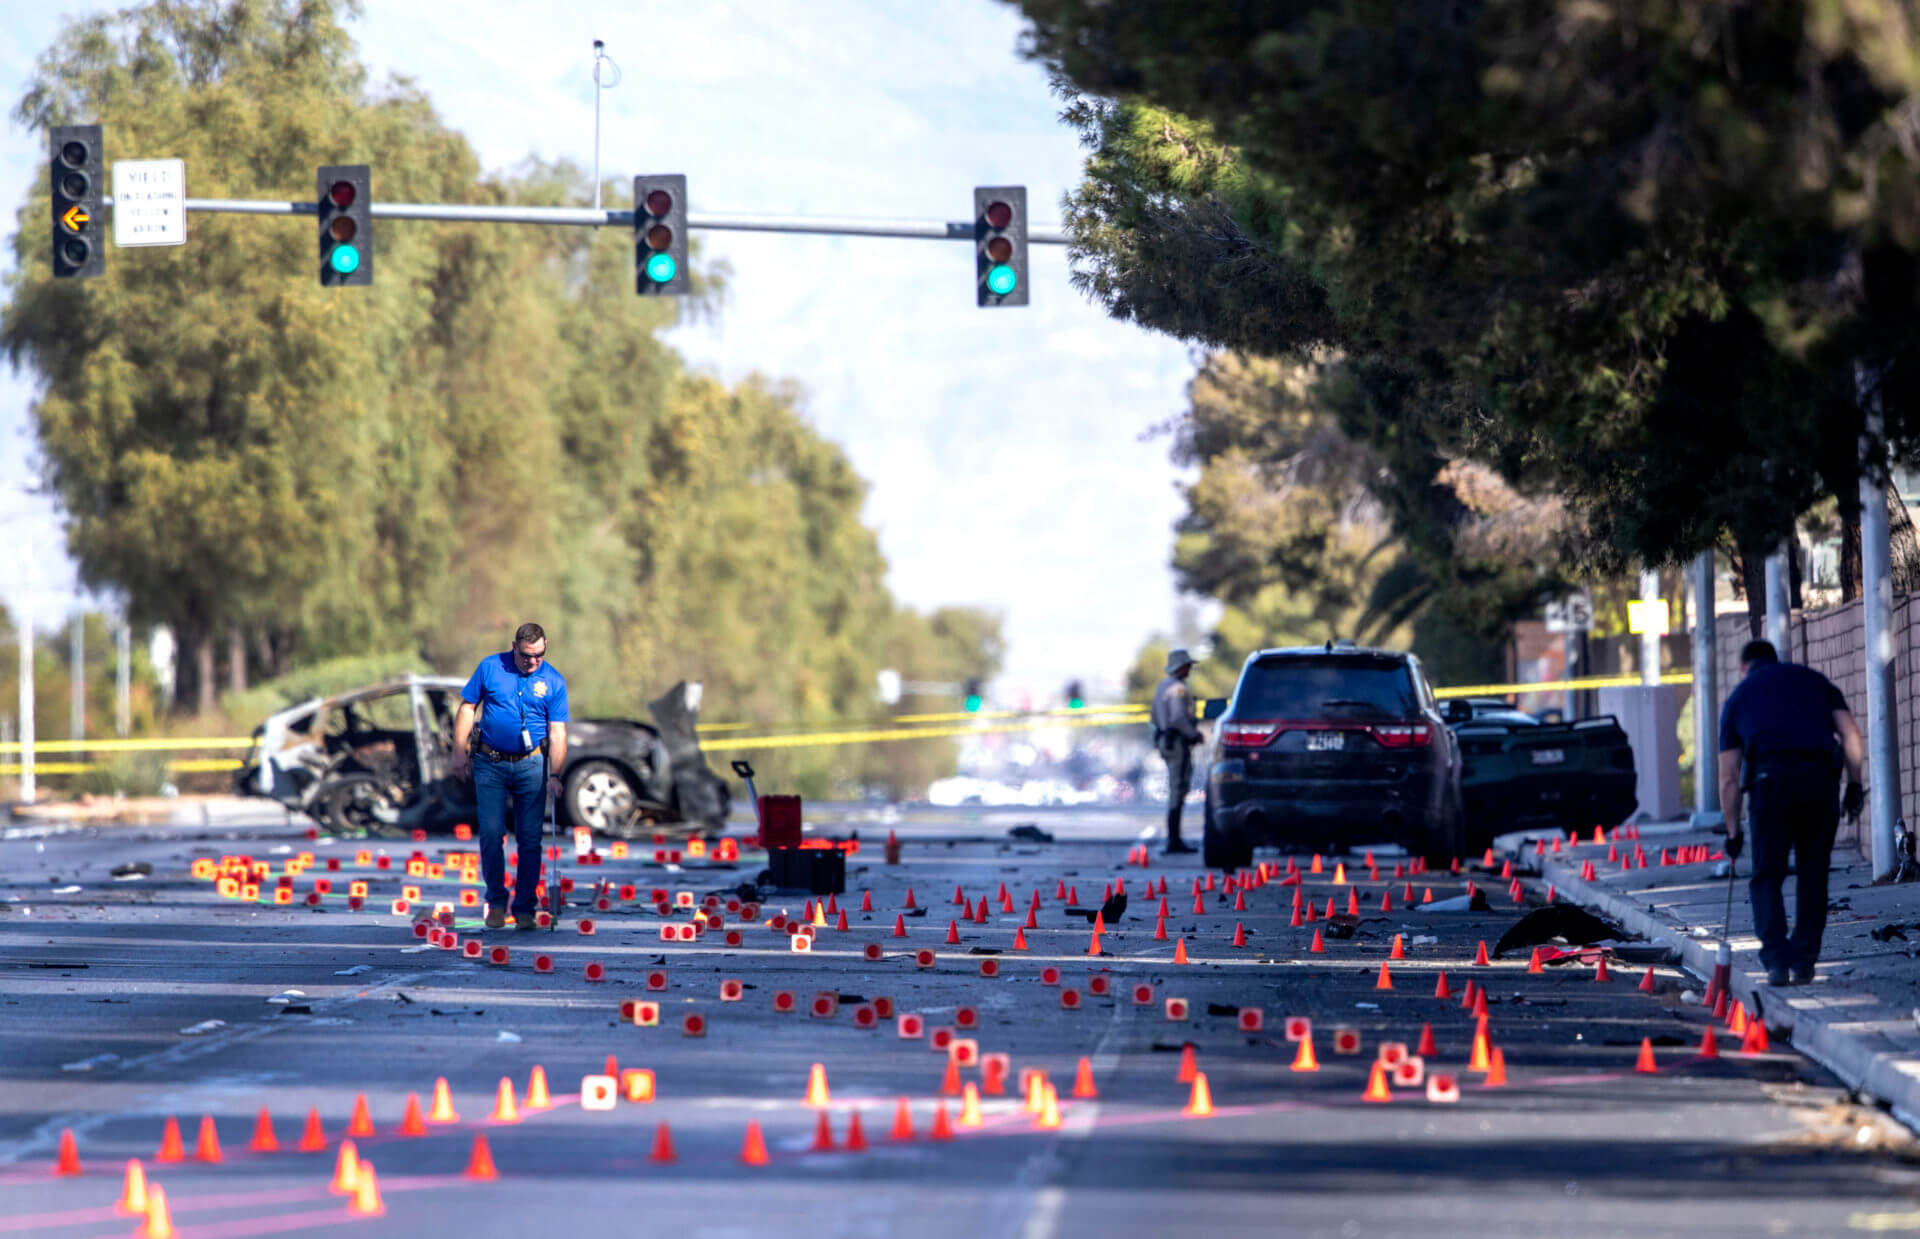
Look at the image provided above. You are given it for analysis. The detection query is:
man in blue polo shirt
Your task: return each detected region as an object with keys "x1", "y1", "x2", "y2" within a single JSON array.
[
  {"x1": 1718, "y1": 639, "x2": 1865, "y2": 986},
  {"x1": 452, "y1": 623, "x2": 569, "y2": 930}
]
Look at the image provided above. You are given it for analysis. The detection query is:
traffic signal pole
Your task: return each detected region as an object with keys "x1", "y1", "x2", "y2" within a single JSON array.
[{"x1": 96, "y1": 194, "x2": 1071, "y2": 243}]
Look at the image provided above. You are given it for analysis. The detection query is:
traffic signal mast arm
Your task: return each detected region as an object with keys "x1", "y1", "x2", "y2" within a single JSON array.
[{"x1": 97, "y1": 195, "x2": 1071, "y2": 242}]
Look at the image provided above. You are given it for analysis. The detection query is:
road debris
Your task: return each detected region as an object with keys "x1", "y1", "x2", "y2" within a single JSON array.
[{"x1": 179, "y1": 1019, "x2": 226, "y2": 1036}]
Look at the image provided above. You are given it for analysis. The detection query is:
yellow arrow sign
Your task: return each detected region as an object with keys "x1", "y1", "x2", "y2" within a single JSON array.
[{"x1": 60, "y1": 204, "x2": 89, "y2": 232}]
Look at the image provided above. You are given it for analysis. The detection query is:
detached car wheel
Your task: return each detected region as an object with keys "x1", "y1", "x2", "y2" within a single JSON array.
[{"x1": 565, "y1": 760, "x2": 637, "y2": 833}]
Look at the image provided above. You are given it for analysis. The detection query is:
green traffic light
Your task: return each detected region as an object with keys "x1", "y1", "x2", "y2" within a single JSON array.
[
  {"x1": 1068, "y1": 697, "x2": 1084, "y2": 710},
  {"x1": 646, "y1": 252, "x2": 677, "y2": 284},
  {"x1": 986, "y1": 264, "x2": 1018, "y2": 296},
  {"x1": 328, "y1": 245, "x2": 360, "y2": 275},
  {"x1": 964, "y1": 695, "x2": 983, "y2": 713}
]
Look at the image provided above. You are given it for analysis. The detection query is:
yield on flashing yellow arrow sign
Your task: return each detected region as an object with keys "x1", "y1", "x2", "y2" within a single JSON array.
[{"x1": 60, "y1": 204, "x2": 89, "y2": 232}]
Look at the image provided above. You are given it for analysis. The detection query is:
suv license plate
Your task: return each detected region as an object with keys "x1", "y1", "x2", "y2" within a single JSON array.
[
  {"x1": 1306, "y1": 732, "x2": 1345, "y2": 752},
  {"x1": 1530, "y1": 748, "x2": 1565, "y2": 765}
]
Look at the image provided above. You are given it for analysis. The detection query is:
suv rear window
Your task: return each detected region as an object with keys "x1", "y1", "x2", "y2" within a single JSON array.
[{"x1": 1233, "y1": 655, "x2": 1419, "y2": 721}]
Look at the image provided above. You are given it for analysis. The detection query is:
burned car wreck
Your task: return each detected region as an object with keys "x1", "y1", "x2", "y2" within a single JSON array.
[{"x1": 234, "y1": 676, "x2": 730, "y2": 837}]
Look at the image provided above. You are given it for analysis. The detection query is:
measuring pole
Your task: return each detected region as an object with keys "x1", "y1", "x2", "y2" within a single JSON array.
[
  {"x1": 1690, "y1": 550, "x2": 1721, "y2": 823},
  {"x1": 69, "y1": 615, "x2": 83, "y2": 739},
  {"x1": 17, "y1": 542, "x2": 33, "y2": 804},
  {"x1": 116, "y1": 622, "x2": 131, "y2": 737}
]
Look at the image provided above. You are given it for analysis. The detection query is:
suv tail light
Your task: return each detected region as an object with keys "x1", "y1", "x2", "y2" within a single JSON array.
[
  {"x1": 1370, "y1": 723, "x2": 1432, "y2": 748},
  {"x1": 1220, "y1": 721, "x2": 1281, "y2": 748}
]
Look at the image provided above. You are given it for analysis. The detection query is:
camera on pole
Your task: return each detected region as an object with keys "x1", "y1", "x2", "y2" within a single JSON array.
[
  {"x1": 974, "y1": 186, "x2": 1028, "y2": 308},
  {"x1": 50, "y1": 124, "x2": 104, "y2": 280},
  {"x1": 634, "y1": 174, "x2": 689, "y2": 296},
  {"x1": 317, "y1": 165, "x2": 373, "y2": 287}
]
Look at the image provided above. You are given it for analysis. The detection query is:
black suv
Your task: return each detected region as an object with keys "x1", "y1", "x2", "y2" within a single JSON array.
[{"x1": 1202, "y1": 644, "x2": 1465, "y2": 871}]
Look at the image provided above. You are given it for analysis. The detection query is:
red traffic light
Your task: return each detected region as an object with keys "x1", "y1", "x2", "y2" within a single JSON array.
[
  {"x1": 329, "y1": 180, "x2": 357, "y2": 208},
  {"x1": 328, "y1": 217, "x2": 357, "y2": 242},
  {"x1": 646, "y1": 189, "x2": 674, "y2": 217},
  {"x1": 984, "y1": 200, "x2": 1013, "y2": 229},
  {"x1": 645, "y1": 223, "x2": 673, "y2": 251}
]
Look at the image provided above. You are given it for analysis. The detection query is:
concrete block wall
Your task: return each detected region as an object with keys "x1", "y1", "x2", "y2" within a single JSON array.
[{"x1": 1712, "y1": 598, "x2": 1919, "y2": 850}]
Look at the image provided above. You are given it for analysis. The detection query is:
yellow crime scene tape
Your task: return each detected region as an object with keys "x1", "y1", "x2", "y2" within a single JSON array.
[{"x1": 0, "y1": 671, "x2": 1693, "y2": 776}]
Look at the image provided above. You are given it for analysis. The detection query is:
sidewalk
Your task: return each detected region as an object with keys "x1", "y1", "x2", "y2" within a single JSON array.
[{"x1": 1498, "y1": 822, "x2": 1920, "y2": 1127}]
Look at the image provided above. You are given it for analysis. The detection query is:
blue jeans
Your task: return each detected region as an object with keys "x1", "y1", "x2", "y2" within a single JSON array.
[
  {"x1": 1747, "y1": 758, "x2": 1840, "y2": 973},
  {"x1": 474, "y1": 754, "x2": 547, "y2": 916}
]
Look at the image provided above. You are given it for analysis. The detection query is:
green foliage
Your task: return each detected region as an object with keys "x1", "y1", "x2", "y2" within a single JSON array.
[
  {"x1": 1, "y1": 0, "x2": 998, "y2": 797},
  {"x1": 72, "y1": 750, "x2": 171, "y2": 798},
  {"x1": 1015, "y1": 1, "x2": 1920, "y2": 573},
  {"x1": 220, "y1": 651, "x2": 427, "y2": 731}
]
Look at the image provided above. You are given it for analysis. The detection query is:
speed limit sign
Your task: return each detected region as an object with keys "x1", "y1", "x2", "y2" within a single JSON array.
[{"x1": 1544, "y1": 591, "x2": 1594, "y2": 634}]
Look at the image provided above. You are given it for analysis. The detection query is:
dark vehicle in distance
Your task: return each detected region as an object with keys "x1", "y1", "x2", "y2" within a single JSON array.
[
  {"x1": 1202, "y1": 645, "x2": 1465, "y2": 871},
  {"x1": 1443, "y1": 698, "x2": 1637, "y2": 837},
  {"x1": 234, "y1": 676, "x2": 729, "y2": 838}
]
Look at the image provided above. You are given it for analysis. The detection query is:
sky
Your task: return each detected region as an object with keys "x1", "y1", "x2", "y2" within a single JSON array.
[{"x1": 0, "y1": 0, "x2": 1201, "y2": 702}]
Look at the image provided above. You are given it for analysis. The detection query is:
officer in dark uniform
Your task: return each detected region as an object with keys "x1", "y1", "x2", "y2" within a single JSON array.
[
  {"x1": 1152, "y1": 649, "x2": 1202, "y2": 855},
  {"x1": 1717, "y1": 639, "x2": 1866, "y2": 986},
  {"x1": 451, "y1": 622, "x2": 570, "y2": 930}
]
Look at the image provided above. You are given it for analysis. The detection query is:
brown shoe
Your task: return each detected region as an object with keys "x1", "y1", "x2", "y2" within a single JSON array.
[{"x1": 485, "y1": 905, "x2": 507, "y2": 930}]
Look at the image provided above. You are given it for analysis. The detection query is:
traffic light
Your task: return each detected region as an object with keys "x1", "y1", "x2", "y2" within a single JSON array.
[
  {"x1": 973, "y1": 186, "x2": 1028, "y2": 307},
  {"x1": 962, "y1": 677, "x2": 984, "y2": 713},
  {"x1": 634, "y1": 174, "x2": 689, "y2": 295},
  {"x1": 1065, "y1": 680, "x2": 1085, "y2": 710},
  {"x1": 317, "y1": 165, "x2": 372, "y2": 286},
  {"x1": 50, "y1": 124, "x2": 103, "y2": 280}
]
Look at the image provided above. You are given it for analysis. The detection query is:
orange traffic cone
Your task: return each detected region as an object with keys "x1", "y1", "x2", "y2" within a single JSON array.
[
  {"x1": 1594, "y1": 956, "x2": 1611, "y2": 983},
  {"x1": 193, "y1": 1115, "x2": 222, "y2": 1164},
  {"x1": 845, "y1": 1111, "x2": 869, "y2": 1151},
  {"x1": 1527, "y1": 948, "x2": 1544, "y2": 974},
  {"x1": 1484, "y1": 1047, "x2": 1508, "y2": 1087},
  {"x1": 940, "y1": 1058, "x2": 962, "y2": 1097},
  {"x1": 1389, "y1": 933, "x2": 1405, "y2": 960},
  {"x1": 330, "y1": 1140, "x2": 360, "y2": 1194},
  {"x1": 1232, "y1": 923, "x2": 1247, "y2": 948},
  {"x1": 1013, "y1": 926, "x2": 1029, "y2": 950},
  {"x1": 1698, "y1": 1026, "x2": 1720, "y2": 1059},
  {"x1": 428, "y1": 1077, "x2": 458, "y2": 1123},
  {"x1": 1291, "y1": 1034, "x2": 1319, "y2": 1072},
  {"x1": 1469, "y1": 1021, "x2": 1492, "y2": 1072},
  {"x1": 809, "y1": 1111, "x2": 836, "y2": 1153},
  {"x1": 650, "y1": 1122, "x2": 678, "y2": 1163},
  {"x1": 55, "y1": 1128, "x2": 81, "y2": 1176},
  {"x1": 466, "y1": 1132, "x2": 498, "y2": 1180},
  {"x1": 740, "y1": 1121, "x2": 770, "y2": 1166},
  {"x1": 1174, "y1": 938, "x2": 1190, "y2": 964},
  {"x1": 1362, "y1": 1061, "x2": 1392, "y2": 1103},
  {"x1": 1184, "y1": 1071, "x2": 1214, "y2": 1116},
  {"x1": 297, "y1": 1107, "x2": 326, "y2": 1152},
  {"x1": 890, "y1": 1097, "x2": 915, "y2": 1141},
  {"x1": 1742, "y1": 1019, "x2": 1770, "y2": 1053},
  {"x1": 959, "y1": 1083, "x2": 984, "y2": 1128},
  {"x1": 1309, "y1": 928, "x2": 1325, "y2": 953},
  {"x1": 1729, "y1": 1001, "x2": 1749, "y2": 1034},
  {"x1": 1433, "y1": 971, "x2": 1452, "y2": 999},
  {"x1": 929, "y1": 1101, "x2": 955, "y2": 1141},
  {"x1": 493, "y1": 1077, "x2": 520, "y2": 1122},
  {"x1": 399, "y1": 1093, "x2": 427, "y2": 1137},
  {"x1": 1177, "y1": 1044, "x2": 1198, "y2": 1083},
  {"x1": 1474, "y1": 940, "x2": 1491, "y2": 966},
  {"x1": 1634, "y1": 1037, "x2": 1658, "y2": 1073},
  {"x1": 1087, "y1": 928, "x2": 1103, "y2": 955},
  {"x1": 526, "y1": 1065, "x2": 551, "y2": 1110},
  {"x1": 347, "y1": 1093, "x2": 375, "y2": 1137},
  {"x1": 248, "y1": 1107, "x2": 278, "y2": 1153},
  {"x1": 143, "y1": 1184, "x2": 175, "y2": 1239},
  {"x1": 155, "y1": 1116, "x2": 185, "y2": 1163},
  {"x1": 1375, "y1": 961, "x2": 1394, "y2": 990},
  {"x1": 1072, "y1": 1056, "x2": 1098, "y2": 1098},
  {"x1": 945, "y1": 920, "x2": 961, "y2": 945},
  {"x1": 1036, "y1": 1083, "x2": 1063, "y2": 1129},
  {"x1": 350, "y1": 1161, "x2": 384, "y2": 1216},
  {"x1": 115, "y1": 1159, "x2": 148, "y2": 1215},
  {"x1": 1638, "y1": 966, "x2": 1657, "y2": 992},
  {"x1": 1154, "y1": 915, "x2": 1168, "y2": 940},
  {"x1": 1416, "y1": 1022, "x2": 1438, "y2": 1057}
]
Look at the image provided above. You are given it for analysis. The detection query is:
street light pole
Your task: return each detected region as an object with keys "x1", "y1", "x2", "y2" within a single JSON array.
[
  {"x1": 1858, "y1": 361, "x2": 1902, "y2": 879},
  {"x1": 16, "y1": 541, "x2": 33, "y2": 804},
  {"x1": 1690, "y1": 551, "x2": 1721, "y2": 823},
  {"x1": 1764, "y1": 544, "x2": 1793, "y2": 660}
]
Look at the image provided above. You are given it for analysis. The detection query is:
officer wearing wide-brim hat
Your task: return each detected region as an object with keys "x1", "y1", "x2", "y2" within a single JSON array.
[{"x1": 1151, "y1": 648, "x2": 1203, "y2": 854}]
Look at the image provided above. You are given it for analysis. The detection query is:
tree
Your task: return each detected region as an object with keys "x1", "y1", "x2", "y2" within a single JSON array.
[{"x1": 1013, "y1": 2, "x2": 1920, "y2": 578}]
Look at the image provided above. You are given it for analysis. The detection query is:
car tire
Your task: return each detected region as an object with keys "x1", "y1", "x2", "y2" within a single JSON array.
[
  {"x1": 1202, "y1": 798, "x2": 1252, "y2": 872},
  {"x1": 313, "y1": 774, "x2": 399, "y2": 838},
  {"x1": 565, "y1": 760, "x2": 638, "y2": 833}
]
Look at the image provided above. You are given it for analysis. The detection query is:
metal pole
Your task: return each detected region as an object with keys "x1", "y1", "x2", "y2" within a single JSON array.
[
  {"x1": 17, "y1": 542, "x2": 33, "y2": 804},
  {"x1": 1690, "y1": 550, "x2": 1722, "y2": 824},
  {"x1": 1858, "y1": 360, "x2": 1902, "y2": 878},
  {"x1": 1639, "y1": 567, "x2": 1662, "y2": 688},
  {"x1": 1764, "y1": 544, "x2": 1793, "y2": 660},
  {"x1": 115, "y1": 622, "x2": 131, "y2": 737},
  {"x1": 1562, "y1": 630, "x2": 1578, "y2": 721},
  {"x1": 99, "y1": 195, "x2": 1074, "y2": 243},
  {"x1": 69, "y1": 615, "x2": 83, "y2": 740}
]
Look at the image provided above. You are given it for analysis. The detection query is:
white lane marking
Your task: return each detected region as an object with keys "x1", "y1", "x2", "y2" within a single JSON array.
[
  {"x1": 999, "y1": 998, "x2": 1132, "y2": 1239},
  {"x1": 1135, "y1": 825, "x2": 1155, "y2": 840}
]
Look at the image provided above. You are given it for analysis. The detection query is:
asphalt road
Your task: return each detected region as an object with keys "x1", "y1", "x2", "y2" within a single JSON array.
[{"x1": 1, "y1": 808, "x2": 1916, "y2": 1238}]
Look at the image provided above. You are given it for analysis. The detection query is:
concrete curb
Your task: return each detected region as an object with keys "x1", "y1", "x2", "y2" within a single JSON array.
[{"x1": 1498, "y1": 837, "x2": 1920, "y2": 1131}]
